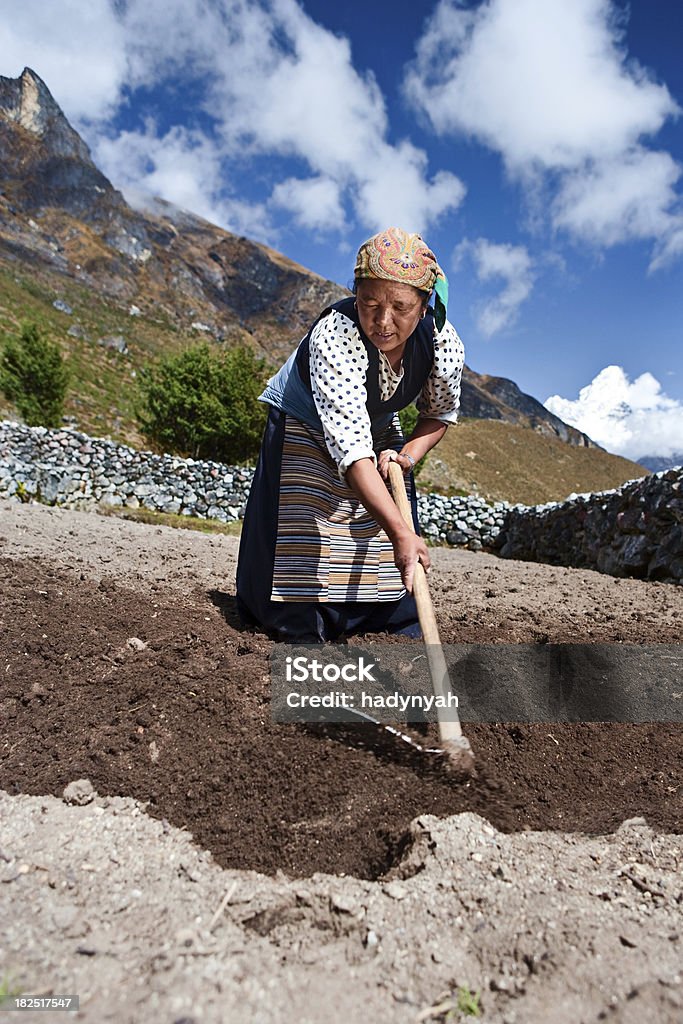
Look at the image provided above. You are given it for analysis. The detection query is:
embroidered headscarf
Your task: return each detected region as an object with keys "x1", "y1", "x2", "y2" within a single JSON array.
[{"x1": 354, "y1": 226, "x2": 449, "y2": 331}]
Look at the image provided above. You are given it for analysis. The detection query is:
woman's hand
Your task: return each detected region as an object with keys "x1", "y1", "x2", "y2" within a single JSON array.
[
  {"x1": 378, "y1": 417, "x2": 448, "y2": 482},
  {"x1": 378, "y1": 448, "x2": 414, "y2": 480},
  {"x1": 392, "y1": 526, "x2": 431, "y2": 593}
]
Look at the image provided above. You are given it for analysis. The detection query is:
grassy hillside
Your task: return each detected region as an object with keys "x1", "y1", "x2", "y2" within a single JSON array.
[
  {"x1": 419, "y1": 418, "x2": 646, "y2": 505},
  {"x1": 0, "y1": 260, "x2": 260, "y2": 447}
]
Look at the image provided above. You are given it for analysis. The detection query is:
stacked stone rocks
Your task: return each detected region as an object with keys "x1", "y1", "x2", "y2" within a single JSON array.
[
  {"x1": 417, "y1": 492, "x2": 512, "y2": 551},
  {"x1": 0, "y1": 422, "x2": 251, "y2": 522},
  {"x1": 495, "y1": 469, "x2": 683, "y2": 584}
]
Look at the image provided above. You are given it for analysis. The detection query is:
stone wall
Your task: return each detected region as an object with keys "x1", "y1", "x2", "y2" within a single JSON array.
[
  {"x1": 0, "y1": 422, "x2": 252, "y2": 523},
  {"x1": 5, "y1": 422, "x2": 678, "y2": 583},
  {"x1": 0, "y1": 422, "x2": 509, "y2": 545},
  {"x1": 495, "y1": 468, "x2": 683, "y2": 584},
  {"x1": 417, "y1": 492, "x2": 510, "y2": 550}
]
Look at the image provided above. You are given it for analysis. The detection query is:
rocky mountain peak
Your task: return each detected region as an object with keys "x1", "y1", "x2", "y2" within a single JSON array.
[{"x1": 0, "y1": 67, "x2": 93, "y2": 164}]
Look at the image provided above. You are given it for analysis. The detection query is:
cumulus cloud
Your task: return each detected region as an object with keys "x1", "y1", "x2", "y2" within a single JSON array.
[
  {"x1": 353, "y1": 143, "x2": 465, "y2": 233},
  {"x1": 406, "y1": 0, "x2": 683, "y2": 263},
  {"x1": 0, "y1": 0, "x2": 127, "y2": 120},
  {"x1": 406, "y1": 0, "x2": 676, "y2": 169},
  {"x1": 455, "y1": 238, "x2": 534, "y2": 336},
  {"x1": 271, "y1": 177, "x2": 344, "y2": 232},
  {"x1": 553, "y1": 147, "x2": 683, "y2": 263},
  {"x1": 651, "y1": 224, "x2": 683, "y2": 271},
  {"x1": 545, "y1": 366, "x2": 683, "y2": 460},
  {"x1": 0, "y1": 0, "x2": 466, "y2": 240},
  {"x1": 121, "y1": 0, "x2": 466, "y2": 233},
  {"x1": 93, "y1": 123, "x2": 270, "y2": 239}
]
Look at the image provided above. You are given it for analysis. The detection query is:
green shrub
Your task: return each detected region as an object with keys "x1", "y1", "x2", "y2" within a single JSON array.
[
  {"x1": 398, "y1": 403, "x2": 426, "y2": 475},
  {"x1": 136, "y1": 342, "x2": 270, "y2": 462},
  {"x1": 398, "y1": 402, "x2": 419, "y2": 440},
  {"x1": 0, "y1": 322, "x2": 69, "y2": 427}
]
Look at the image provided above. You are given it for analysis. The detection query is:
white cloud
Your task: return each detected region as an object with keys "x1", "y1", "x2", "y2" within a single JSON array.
[
  {"x1": 93, "y1": 124, "x2": 270, "y2": 239},
  {"x1": 649, "y1": 224, "x2": 683, "y2": 272},
  {"x1": 407, "y1": 0, "x2": 676, "y2": 170},
  {"x1": 353, "y1": 142, "x2": 465, "y2": 233},
  {"x1": 1, "y1": 0, "x2": 466, "y2": 240},
  {"x1": 456, "y1": 238, "x2": 534, "y2": 336},
  {"x1": 545, "y1": 365, "x2": 683, "y2": 460},
  {"x1": 406, "y1": 0, "x2": 683, "y2": 262},
  {"x1": 553, "y1": 147, "x2": 683, "y2": 261},
  {"x1": 0, "y1": 0, "x2": 127, "y2": 120},
  {"x1": 271, "y1": 176, "x2": 344, "y2": 232}
]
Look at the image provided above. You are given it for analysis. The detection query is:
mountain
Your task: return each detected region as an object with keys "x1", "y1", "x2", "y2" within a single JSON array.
[
  {"x1": 0, "y1": 67, "x2": 647, "y2": 499},
  {"x1": 460, "y1": 367, "x2": 595, "y2": 447},
  {"x1": 0, "y1": 68, "x2": 344, "y2": 355},
  {"x1": 418, "y1": 419, "x2": 644, "y2": 506},
  {"x1": 636, "y1": 454, "x2": 683, "y2": 473}
]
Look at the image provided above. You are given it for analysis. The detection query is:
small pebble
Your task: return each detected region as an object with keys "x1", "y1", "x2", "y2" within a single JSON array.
[{"x1": 63, "y1": 779, "x2": 96, "y2": 806}]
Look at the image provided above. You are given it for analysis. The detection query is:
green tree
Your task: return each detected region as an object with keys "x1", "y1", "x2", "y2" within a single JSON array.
[
  {"x1": 398, "y1": 402, "x2": 419, "y2": 441},
  {"x1": 0, "y1": 322, "x2": 69, "y2": 427},
  {"x1": 398, "y1": 402, "x2": 426, "y2": 476},
  {"x1": 136, "y1": 342, "x2": 270, "y2": 462}
]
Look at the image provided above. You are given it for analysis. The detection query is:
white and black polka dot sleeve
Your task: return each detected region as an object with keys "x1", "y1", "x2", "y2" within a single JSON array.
[
  {"x1": 416, "y1": 320, "x2": 465, "y2": 424},
  {"x1": 308, "y1": 310, "x2": 375, "y2": 477}
]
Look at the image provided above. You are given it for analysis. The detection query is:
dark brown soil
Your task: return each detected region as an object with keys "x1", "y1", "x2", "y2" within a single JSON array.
[{"x1": 2, "y1": 555, "x2": 681, "y2": 880}]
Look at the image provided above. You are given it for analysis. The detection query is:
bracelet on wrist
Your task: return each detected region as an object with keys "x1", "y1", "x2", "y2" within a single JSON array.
[{"x1": 399, "y1": 452, "x2": 415, "y2": 470}]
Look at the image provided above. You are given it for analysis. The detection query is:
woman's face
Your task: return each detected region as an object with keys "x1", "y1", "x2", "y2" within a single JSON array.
[{"x1": 355, "y1": 279, "x2": 427, "y2": 361}]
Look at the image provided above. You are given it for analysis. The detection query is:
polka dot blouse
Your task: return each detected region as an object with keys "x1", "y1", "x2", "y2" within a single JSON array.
[{"x1": 309, "y1": 307, "x2": 465, "y2": 477}]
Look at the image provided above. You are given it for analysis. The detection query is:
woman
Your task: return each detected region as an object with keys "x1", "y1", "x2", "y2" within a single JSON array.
[{"x1": 236, "y1": 226, "x2": 465, "y2": 642}]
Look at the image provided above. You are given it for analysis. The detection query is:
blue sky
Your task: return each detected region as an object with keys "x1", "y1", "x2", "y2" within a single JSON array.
[{"x1": 1, "y1": 0, "x2": 682, "y2": 459}]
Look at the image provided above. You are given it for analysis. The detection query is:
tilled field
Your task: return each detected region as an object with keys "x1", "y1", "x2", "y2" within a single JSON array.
[{"x1": 1, "y1": 554, "x2": 682, "y2": 879}]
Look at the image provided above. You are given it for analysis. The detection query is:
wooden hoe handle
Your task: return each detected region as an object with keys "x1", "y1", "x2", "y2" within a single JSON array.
[{"x1": 387, "y1": 462, "x2": 464, "y2": 743}]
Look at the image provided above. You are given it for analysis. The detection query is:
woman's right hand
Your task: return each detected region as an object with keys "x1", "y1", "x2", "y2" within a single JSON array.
[
  {"x1": 392, "y1": 527, "x2": 430, "y2": 593},
  {"x1": 377, "y1": 448, "x2": 413, "y2": 481}
]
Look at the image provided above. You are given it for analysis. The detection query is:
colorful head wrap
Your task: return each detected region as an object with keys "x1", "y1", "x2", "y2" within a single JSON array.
[{"x1": 354, "y1": 226, "x2": 449, "y2": 331}]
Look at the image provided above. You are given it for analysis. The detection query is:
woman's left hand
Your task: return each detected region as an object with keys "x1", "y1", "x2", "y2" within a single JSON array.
[{"x1": 378, "y1": 449, "x2": 413, "y2": 481}]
